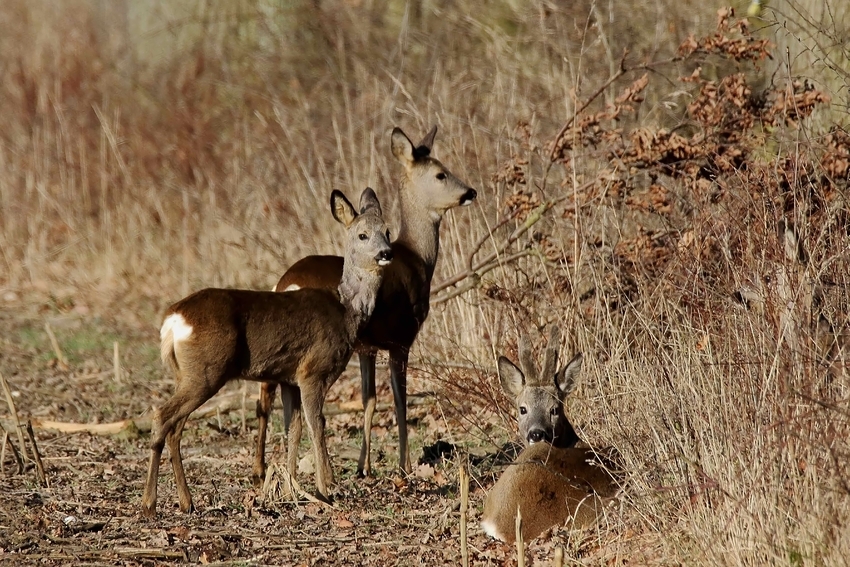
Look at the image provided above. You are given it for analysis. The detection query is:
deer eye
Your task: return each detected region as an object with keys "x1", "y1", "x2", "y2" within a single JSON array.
[
  {"x1": 436, "y1": 172, "x2": 447, "y2": 181},
  {"x1": 385, "y1": 229, "x2": 391, "y2": 240},
  {"x1": 550, "y1": 407, "x2": 558, "y2": 416},
  {"x1": 519, "y1": 407, "x2": 527, "y2": 415},
  {"x1": 358, "y1": 233, "x2": 368, "y2": 240}
]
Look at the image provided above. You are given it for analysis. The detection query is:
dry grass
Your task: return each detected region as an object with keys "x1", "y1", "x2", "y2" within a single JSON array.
[{"x1": 1, "y1": 0, "x2": 849, "y2": 565}]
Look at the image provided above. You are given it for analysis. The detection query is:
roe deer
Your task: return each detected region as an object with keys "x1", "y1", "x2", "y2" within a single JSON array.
[
  {"x1": 481, "y1": 325, "x2": 620, "y2": 542},
  {"x1": 497, "y1": 326, "x2": 583, "y2": 448},
  {"x1": 254, "y1": 125, "x2": 476, "y2": 482},
  {"x1": 141, "y1": 188, "x2": 392, "y2": 517}
]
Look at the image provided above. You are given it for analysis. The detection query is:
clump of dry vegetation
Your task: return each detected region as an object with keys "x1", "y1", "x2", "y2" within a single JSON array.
[{"x1": 1, "y1": 0, "x2": 848, "y2": 565}]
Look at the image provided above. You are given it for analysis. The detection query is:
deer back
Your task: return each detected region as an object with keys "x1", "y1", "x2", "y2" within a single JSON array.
[{"x1": 480, "y1": 443, "x2": 620, "y2": 543}]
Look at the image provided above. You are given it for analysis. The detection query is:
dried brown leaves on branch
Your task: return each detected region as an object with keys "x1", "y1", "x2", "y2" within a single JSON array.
[{"x1": 460, "y1": 9, "x2": 845, "y2": 330}]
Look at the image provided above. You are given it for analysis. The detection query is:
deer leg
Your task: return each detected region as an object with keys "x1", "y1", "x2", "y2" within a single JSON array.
[
  {"x1": 253, "y1": 382, "x2": 277, "y2": 487},
  {"x1": 389, "y1": 349, "x2": 411, "y2": 473},
  {"x1": 357, "y1": 352, "x2": 377, "y2": 477},
  {"x1": 281, "y1": 383, "x2": 302, "y2": 486},
  {"x1": 300, "y1": 381, "x2": 333, "y2": 500},
  {"x1": 142, "y1": 382, "x2": 216, "y2": 517},
  {"x1": 167, "y1": 415, "x2": 192, "y2": 513}
]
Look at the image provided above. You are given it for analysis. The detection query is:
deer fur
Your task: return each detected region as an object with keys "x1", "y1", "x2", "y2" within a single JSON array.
[
  {"x1": 141, "y1": 188, "x2": 391, "y2": 517},
  {"x1": 481, "y1": 325, "x2": 621, "y2": 542},
  {"x1": 480, "y1": 442, "x2": 619, "y2": 543},
  {"x1": 254, "y1": 125, "x2": 476, "y2": 483}
]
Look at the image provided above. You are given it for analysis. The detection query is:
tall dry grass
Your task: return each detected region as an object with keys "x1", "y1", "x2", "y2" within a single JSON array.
[{"x1": 1, "y1": 1, "x2": 848, "y2": 564}]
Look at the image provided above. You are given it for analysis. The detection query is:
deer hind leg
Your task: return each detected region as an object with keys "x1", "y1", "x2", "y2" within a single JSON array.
[
  {"x1": 142, "y1": 380, "x2": 217, "y2": 517},
  {"x1": 253, "y1": 382, "x2": 277, "y2": 487},
  {"x1": 357, "y1": 352, "x2": 377, "y2": 477},
  {"x1": 167, "y1": 415, "x2": 192, "y2": 513},
  {"x1": 281, "y1": 383, "x2": 302, "y2": 492},
  {"x1": 389, "y1": 349, "x2": 411, "y2": 473},
  {"x1": 299, "y1": 379, "x2": 333, "y2": 500}
]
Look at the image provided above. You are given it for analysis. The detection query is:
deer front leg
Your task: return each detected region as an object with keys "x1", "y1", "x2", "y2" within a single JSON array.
[
  {"x1": 253, "y1": 382, "x2": 277, "y2": 487},
  {"x1": 389, "y1": 349, "x2": 411, "y2": 473},
  {"x1": 357, "y1": 351, "x2": 377, "y2": 477}
]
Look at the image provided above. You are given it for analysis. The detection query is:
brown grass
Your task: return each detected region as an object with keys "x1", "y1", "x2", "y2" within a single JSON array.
[{"x1": 1, "y1": 0, "x2": 848, "y2": 564}]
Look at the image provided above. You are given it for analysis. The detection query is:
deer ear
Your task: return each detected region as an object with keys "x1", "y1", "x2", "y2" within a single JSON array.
[
  {"x1": 498, "y1": 356, "x2": 525, "y2": 399},
  {"x1": 417, "y1": 125, "x2": 438, "y2": 153},
  {"x1": 555, "y1": 352, "x2": 582, "y2": 397},
  {"x1": 331, "y1": 190, "x2": 357, "y2": 227},
  {"x1": 391, "y1": 127, "x2": 415, "y2": 166},
  {"x1": 358, "y1": 187, "x2": 383, "y2": 216}
]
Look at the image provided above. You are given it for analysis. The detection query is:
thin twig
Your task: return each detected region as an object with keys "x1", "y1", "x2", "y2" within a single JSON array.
[
  {"x1": 44, "y1": 322, "x2": 69, "y2": 370},
  {"x1": 113, "y1": 341, "x2": 121, "y2": 383},
  {"x1": 516, "y1": 506, "x2": 525, "y2": 567},
  {"x1": 431, "y1": 183, "x2": 592, "y2": 299},
  {"x1": 459, "y1": 457, "x2": 469, "y2": 567},
  {"x1": 1, "y1": 426, "x2": 24, "y2": 475},
  {"x1": 0, "y1": 372, "x2": 28, "y2": 463},
  {"x1": 25, "y1": 420, "x2": 48, "y2": 487},
  {"x1": 553, "y1": 547, "x2": 564, "y2": 567}
]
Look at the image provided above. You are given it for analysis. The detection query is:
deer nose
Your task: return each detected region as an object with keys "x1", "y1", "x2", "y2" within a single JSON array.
[
  {"x1": 527, "y1": 429, "x2": 547, "y2": 444},
  {"x1": 459, "y1": 188, "x2": 477, "y2": 206},
  {"x1": 376, "y1": 249, "x2": 393, "y2": 266}
]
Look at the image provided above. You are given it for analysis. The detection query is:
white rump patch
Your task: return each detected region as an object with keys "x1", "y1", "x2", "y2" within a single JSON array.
[
  {"x1": 283, "y1": 284, "x2": 301, "y2": 292},
  {"x1": 480, "y1": 518, "x2": 504, "y2": 541},
  {"x1": 162, "y1": 313, "x2": 193, "y2": 342}
]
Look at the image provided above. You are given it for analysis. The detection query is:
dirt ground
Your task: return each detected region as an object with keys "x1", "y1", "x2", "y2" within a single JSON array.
[{"x1": 0, "y1": 293, "x2": 623, "y2": 566}]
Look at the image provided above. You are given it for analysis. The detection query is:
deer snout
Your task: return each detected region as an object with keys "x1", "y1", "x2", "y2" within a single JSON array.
[
  {"x1": 527, "y1": 428, "x2": 550, "y2": 445},
  {"x1": 376, "y1": 249, "x2": 393, "y2": 266},
  {"x1": 459, "y1": 188, "x2": 477, "y2": 206}
]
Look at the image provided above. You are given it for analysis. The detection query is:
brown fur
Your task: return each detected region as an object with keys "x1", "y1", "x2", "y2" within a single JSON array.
[
  {"x1": 254, "y1": 125, "x2": 476, "y2": 482},
  {"x1": 480, "y1": 443, "x2": 619, "y2": 543},
  {"x1": 141, "y1": 188, "x2": 391, "y2": 517}
]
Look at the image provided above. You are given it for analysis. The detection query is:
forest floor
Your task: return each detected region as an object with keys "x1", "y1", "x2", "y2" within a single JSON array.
[{"x1": 0, "y1": 292, "x2": 631, "y2": 566}]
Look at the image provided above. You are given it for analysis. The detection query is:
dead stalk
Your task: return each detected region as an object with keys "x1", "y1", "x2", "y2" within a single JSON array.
[
  {"x1": 0, "y1": 372, "x2": 28, "y2": 463},
  {"x1": 516, "y1": 508, "x2": 525, "y2": 567},
  {"x1": 460, "y1": 459, "x2": 469, "y2": 567},
  {"x1": 25, "y1": 420, "x2": 48, "y2": 486},
  {"x1": 113, "y1": 341, "x2": 121, "y2": 382},
  {"x1": 44, "y1": 322, "x2": 69, "y2": 370},
  {"x1": 553, "y1": 547, "x2": 564, "y2": 567}
]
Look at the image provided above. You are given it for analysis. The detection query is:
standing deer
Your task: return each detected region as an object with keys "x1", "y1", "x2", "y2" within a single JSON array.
[
  {"x1": 141, "y1": 188, "x2": 392, "y2": 518},
  {"x1": 254, "y1": 125, "x2": 476, "y2": 482},
  {"x1": 481, "y1": 325, "x2": 620, "y2": 542}
]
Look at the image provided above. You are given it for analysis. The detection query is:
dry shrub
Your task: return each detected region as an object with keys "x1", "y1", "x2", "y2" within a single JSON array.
[{"x1": 432, "y1": 8, "x2": 849, "y2": 565}]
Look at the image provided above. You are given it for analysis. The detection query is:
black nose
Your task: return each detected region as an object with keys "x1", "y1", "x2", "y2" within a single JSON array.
[
  {"x1": 527, "y1": 429, "x2": 547, "y2": 444},
  {"x1": 460, "y1": 188, "x2": 477, "y2": 205},
  {"x1": 376, "y1": 250, "x2": 393, "y2": 263}
]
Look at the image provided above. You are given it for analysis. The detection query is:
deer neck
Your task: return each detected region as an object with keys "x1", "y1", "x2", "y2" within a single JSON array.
[
  {"x1": 338, "y1": 263, "x2": 383, "y2": 338},
  {"x1": 396, "y1": 186, "x2": 441, "y2": 281},
  {"x1": 553, "y1": 419, "x2": 581, "y2": 449}
]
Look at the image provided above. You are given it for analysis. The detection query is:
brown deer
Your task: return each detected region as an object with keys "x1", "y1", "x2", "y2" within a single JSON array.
[
  {"x1": 481, "y1": 325, "x2": 620, "y2": 542},
  {"x1": 141, "y1": 188, "x2": 392, "y2": 518},
  {"x1": 254, "y1": 125, "x2": 476, "y2": 482}
]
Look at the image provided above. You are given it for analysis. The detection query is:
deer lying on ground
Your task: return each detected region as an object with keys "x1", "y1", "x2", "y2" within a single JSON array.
[
  {"x1": 480, "y1": 326, "x2": 620, "y2": 543},
  {"x1": 254, "y1": 125, "x2": 476, "y2": 483},
  {"x1": 141, "y1": 188, "x2": 392, "y2": 518}
]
